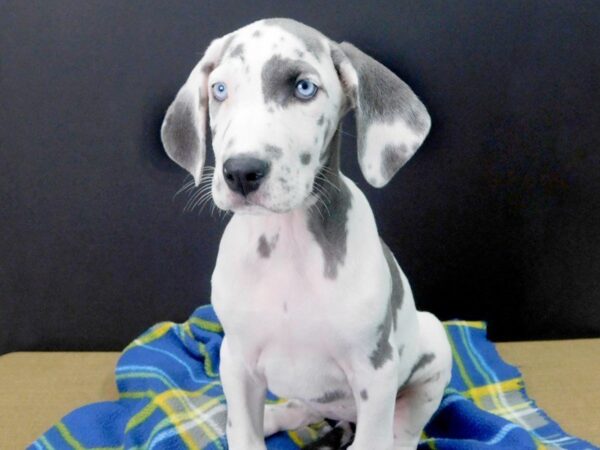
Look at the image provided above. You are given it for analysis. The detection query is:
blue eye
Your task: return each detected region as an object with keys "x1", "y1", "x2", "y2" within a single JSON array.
[
  {"x1": 212, "y1": 82, "x2": 228, "y2": 101},
  {"x1": 294, "y1": 79, "x2": 318, "y2": 100}
]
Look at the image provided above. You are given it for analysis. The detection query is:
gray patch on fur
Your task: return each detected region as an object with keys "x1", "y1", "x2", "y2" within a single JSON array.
[
  {"x1": 398, "y1": 344, "x2": 405, "y2": 360},
  {"x1": 252, "y1": 29, "x2": 261, "y2": 38},
  {"x1": 398, "y1": 353, "x2": 437, "y2": 392},
  {"x1": 360, "y1": 389, "x2": 368, "y2": 401},
  {"x1": 324, "y1": 120, "x2": 331, "y2": 142},
  {"x1": 307, "y1": 127, "x2": 352, "y2": 280},
  {"x1": 381, "y1": 144, "x2": 409, "y2": 181},
  {"x1": 257, "y1": 233, "x2": 279, "y2": 258},
  {"x1": 412, "y1": 353, "x2": 436, "y2": 373},
  {"x1": 370, "y1": 241, "x2": 405, "y2": 369},
  {"x1": 264, "y1": 18, "x2": 325, "y2": 60},
  {"x1": 161, "y1": 98, "x2": 201, "y2": 175},
  {"x1": 339, "y1": 42, "x2": 429, "y2": 135},
  {"x1": 261, "y1": 55, "x2": 319, "y2": 107},
  {"x1": 317, "y1": 114, "x2": 325, "y2": 126},
  {"x1": 381, "y1": 240, "x2": 405, "y2": 327},
  {"x1": 200, "y1": 35, "x2": 234, "y2": 75},
  {"x1": 313, "y1": 389, "x2": 346, "y2": 403},
  {"x1": 370, "y1": 317, "x2": 393, "y2": 369},
  {"x1": 228, "y1": 43, "x2": 245, "y2": 61},
  {"x1": 334, "y1": 42, "x2": 430, "y2": 184},
  {"x1": 319, "y1": 120, "x2": 332, "y2": 163},
  {"x1": 265, "y1": 144, "x2": 283, "y2": 159},
  {"x1": 300, "y1": 152, "x2": 311, "y2": 165}
]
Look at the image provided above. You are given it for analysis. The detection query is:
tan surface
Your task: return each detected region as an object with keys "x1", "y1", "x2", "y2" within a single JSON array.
[
  {"x1": 0, "y1": 341, "x2": 599, "y2": 449},
  {"x1": 0, "y1": 352, "x2": 120, "y2": 449},
  {"x1": 496, "y1": 339, "x2": 600, "y2": 445}
]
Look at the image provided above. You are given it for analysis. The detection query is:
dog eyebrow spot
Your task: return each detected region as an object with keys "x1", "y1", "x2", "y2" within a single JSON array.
[
  {"x1": 261, "y1": 55, "x2": 320, "y2": 107},
  {"x1": 201, "y1": 62, "x2": 214, "y2": 74},
  {"x1": 228, "y1": 43, "x2": 245, "y2": 61},
  {"x1": 300, "y1": 153, "x2": 311, "y2": 165}
]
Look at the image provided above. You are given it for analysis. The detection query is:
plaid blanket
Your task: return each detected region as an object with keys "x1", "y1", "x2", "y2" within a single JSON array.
[{"x1": 31, "y1": 305, "x2": 597, "y2": 450}]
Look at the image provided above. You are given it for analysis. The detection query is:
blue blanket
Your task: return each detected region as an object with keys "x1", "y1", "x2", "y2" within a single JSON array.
[{"x1": 31, "y1": 306, "x2": 598, "y2": 450}]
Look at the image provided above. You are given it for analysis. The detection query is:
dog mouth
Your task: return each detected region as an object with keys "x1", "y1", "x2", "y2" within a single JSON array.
[
  {"x1": 223, "y1": 192, "x2": 303, "y2": 215},
  {"x1": 220, "y1": 193, "x2": 276, "y2": 214}
]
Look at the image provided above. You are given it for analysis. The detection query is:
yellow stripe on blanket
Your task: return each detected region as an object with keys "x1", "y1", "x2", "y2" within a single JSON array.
[
  {"x1": 124, "y1": 322, "x2": 174, "y2": 351},
  {"x1": 463, "y1": 377, "x2": 523, "y2": 401}
]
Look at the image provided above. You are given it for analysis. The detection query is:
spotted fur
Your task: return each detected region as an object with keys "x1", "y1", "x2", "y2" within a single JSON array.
[{"x1": 161, "y1": 18, "x2": 452, "y2": 450}]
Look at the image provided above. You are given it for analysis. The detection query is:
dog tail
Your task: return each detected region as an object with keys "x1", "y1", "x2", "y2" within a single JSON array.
[{"x1": 303, "y1": 421, "x2": 354, "y2": 449}]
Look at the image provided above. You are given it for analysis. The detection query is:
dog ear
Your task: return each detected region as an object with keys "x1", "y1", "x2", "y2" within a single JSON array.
[
  {"x1": 161, "y1": 36, "x2": 231, "y2": 186},
  {"x1": 331, "y1": 42, "x2": 431, "y2": 188}
]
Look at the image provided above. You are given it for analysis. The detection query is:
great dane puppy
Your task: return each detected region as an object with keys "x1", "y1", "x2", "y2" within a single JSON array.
[{"x1": 161, "y1": 18, "x2": 452, "y2": 450}]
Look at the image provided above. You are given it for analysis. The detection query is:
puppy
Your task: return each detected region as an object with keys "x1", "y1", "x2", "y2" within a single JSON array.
[{"x1": 161, "y1": 18, "x2": 452, "y2": 450}]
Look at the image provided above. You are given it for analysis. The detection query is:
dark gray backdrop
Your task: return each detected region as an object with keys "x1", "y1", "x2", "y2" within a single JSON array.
[{"x1": 1, "y1": 0, "x2": 599, "y2": 354}]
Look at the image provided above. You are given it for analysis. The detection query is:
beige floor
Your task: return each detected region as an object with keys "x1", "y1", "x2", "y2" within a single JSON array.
[{"x1": 0, "y1": 340, "x2": 598, "y2": 449}]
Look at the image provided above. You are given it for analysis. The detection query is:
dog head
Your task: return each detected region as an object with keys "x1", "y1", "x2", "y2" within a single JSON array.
[{"x1": 161, "y1": 18, "x2": 430, "y2": 214}]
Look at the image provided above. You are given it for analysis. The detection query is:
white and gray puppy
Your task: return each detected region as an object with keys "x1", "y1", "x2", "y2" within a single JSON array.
[{"x1": 161, "y1": 18, "x2": 452, "y2": 450}]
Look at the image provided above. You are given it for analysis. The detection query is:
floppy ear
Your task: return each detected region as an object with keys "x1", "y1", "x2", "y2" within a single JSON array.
[
  {"x1": 160, "y1": 36, "x2": 231, "y2": 185},
  {"x1": 331, "y1": 42, "x2": 431, "y2": 188}
]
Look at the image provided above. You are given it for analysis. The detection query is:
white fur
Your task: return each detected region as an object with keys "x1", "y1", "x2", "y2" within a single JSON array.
[{"x1": 162, "y1": 18, "x2": 452, "y2": 450}]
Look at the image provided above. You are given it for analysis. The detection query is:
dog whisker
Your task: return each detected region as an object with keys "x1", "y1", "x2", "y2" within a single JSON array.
[
  {"x1": 184, "y1": 190, "x2": 203, "y2": 212},
  {"x1": 313, "y1": 183, "x2": 332, "y2": 205},
  {"x1": 173, "y1": 179, "x2": 197, "y2": 200},
  {"x1": 315, "y1": 173, "x2": 341, "y2": 195},
  {"x1": 335, "y1": 125, "x2": 356, "y2": 139},
  {"x1": 311, "y1": 186, "x2": 332, "y2": 219},
  {"x1": 184, "y1": 185, "x2": 213, "y2": 212},
  {"x1": 192, "y1": 192, "x2": 214, "y2": 214}
]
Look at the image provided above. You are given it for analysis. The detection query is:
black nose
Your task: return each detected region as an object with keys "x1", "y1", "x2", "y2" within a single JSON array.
[{"x1": 222, "y1": 157, "x2": 270, "y2": 196}]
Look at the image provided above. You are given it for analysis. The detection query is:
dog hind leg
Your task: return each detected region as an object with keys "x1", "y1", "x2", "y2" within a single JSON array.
[
  {"x1": 263, "y1": 400, "x2": 324, "y2": 437},
  {"x1": 392, "y1": 312, "x2": 452, "y2": 449}
]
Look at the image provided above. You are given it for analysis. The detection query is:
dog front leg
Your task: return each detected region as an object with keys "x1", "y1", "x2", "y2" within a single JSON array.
[
  {"x1": 347, "y1": 359, "x2": 400, "y2": 450},
  {"x1": 220, "y1": 336, "x2": 267, "y2": 450}
]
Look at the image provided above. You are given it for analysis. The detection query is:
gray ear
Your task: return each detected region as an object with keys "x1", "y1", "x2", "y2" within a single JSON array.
[
  {"x1": 332, "y1": 42, "x2": 431, "y2": 187},
  {"x1": 161, "y1": 36, "x2": 230, "y2": 185}
]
